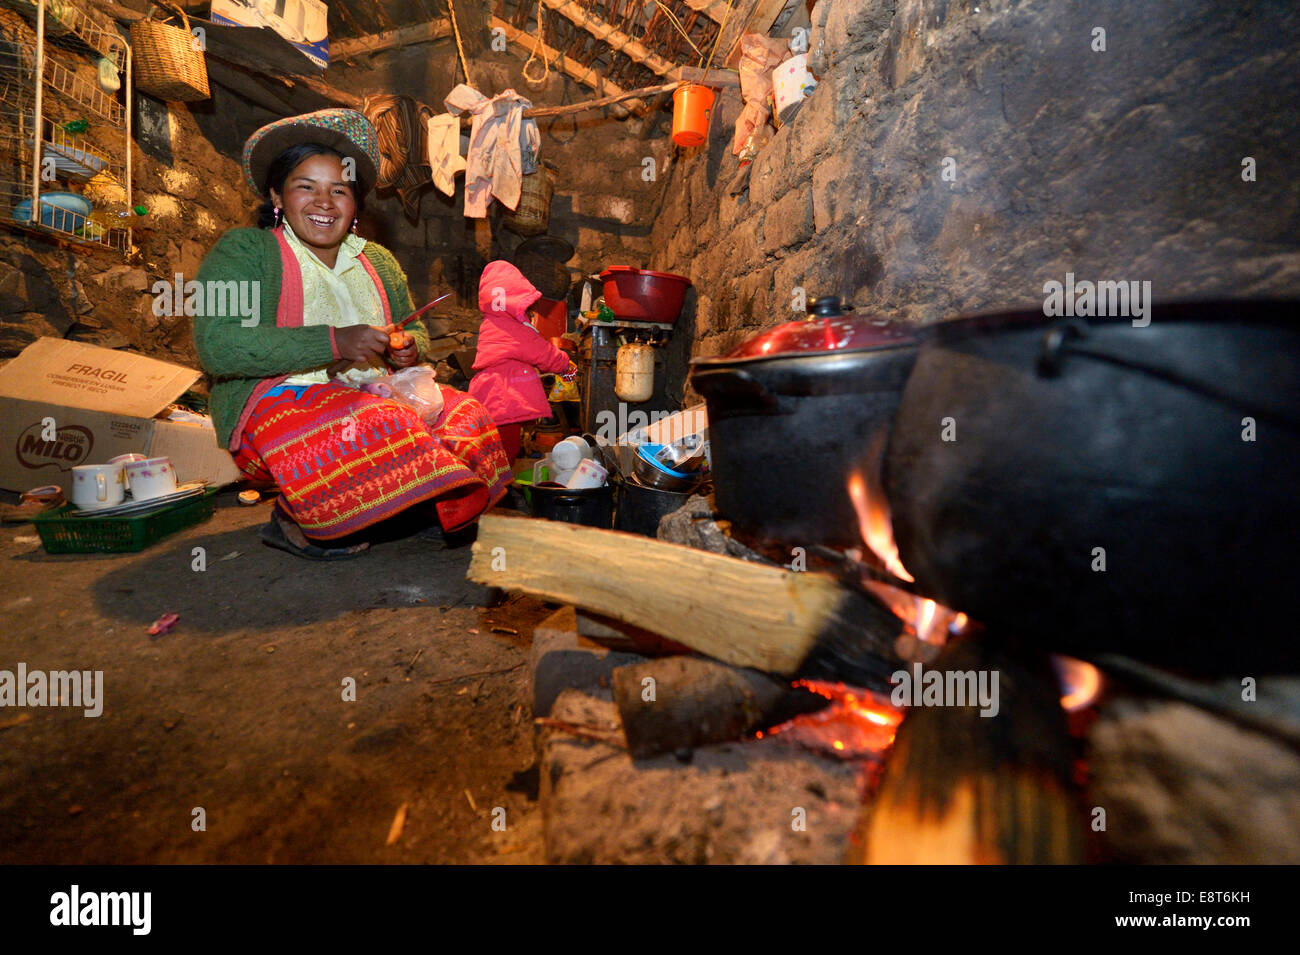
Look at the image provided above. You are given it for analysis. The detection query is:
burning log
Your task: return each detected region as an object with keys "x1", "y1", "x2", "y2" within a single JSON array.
[
  {"x1": 467, "y1": 515, "x2": 904, "y2": 688},
  {"x1": 611, "y1": 657, "x2": 825, "y2": 759},
  {"x1": 852, "y1": 637, "x2": 1084, "y2": 864}
]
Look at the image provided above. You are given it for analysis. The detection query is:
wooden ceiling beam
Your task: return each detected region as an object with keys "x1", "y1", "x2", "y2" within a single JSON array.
[
  {"x1": 488, "y1": 14, "x2": 635, "y2": 116},
  {"x1": 329, "y1": 17, "x2": 453, "y2": 59},
  {"x1": 716, "y1": 0, "x2": 790, "y2": 67},
  {"x1": 539, "y1": 0, "x2": 683, "y2": 80},
  {"x1": 681, "y1": 0, "x2": 734, "y2": 25}
]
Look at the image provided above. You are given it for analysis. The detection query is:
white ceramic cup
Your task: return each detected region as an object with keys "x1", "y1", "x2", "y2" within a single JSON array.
[
  {"x1": 564, "y1": 457, "x2": 608, "y2": 490},
  {"x1": 71, "y1": 463, "x2": 126, "y2": 510},
  {"x1": 109, "y1": 453, "x2": 148, "y2": 491},
  {"x1": 551, "y1": 436, "x2": 591, "y2": 473},
  {"x1": 123, "y1": 456, "x2": 178, "y2": 501}
]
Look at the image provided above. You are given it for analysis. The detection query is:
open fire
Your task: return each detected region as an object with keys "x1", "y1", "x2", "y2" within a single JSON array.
[{"x1": 766, "y1": 465, "x2": 1103, "y2": 762}]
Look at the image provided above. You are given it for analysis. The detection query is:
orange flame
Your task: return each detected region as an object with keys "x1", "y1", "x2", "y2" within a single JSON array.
[
  {"x1": 843, "y1": 466, "x2": 1101, "y2": 714},
  {"x1": 846, "y1": 470, "x2": 914, "y2": 583},
  {"x1": 1054, "y1": 655, "x2": 1103, "y2": 711}
]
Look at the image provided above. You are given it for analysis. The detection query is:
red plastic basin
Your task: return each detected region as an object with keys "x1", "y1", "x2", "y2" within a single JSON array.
[{"x1": 599, "y1": 267, "x2": 692, "y2": 324}]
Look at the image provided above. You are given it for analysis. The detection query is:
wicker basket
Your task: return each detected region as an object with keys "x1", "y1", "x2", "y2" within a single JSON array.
[
  {"x1": 514, "y1": 249, "x2": 571, "y2": 299},
  {"x1": 130, "y1": 1, "x2": 209, "y2": 102},
  {"x1": 502, "y1": 161, "x2": 556, "y2": 237}
]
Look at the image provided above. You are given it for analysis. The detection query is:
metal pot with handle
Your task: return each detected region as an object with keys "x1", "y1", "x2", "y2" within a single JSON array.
[{"x1": 883, "y1": 300, "x2": 1300, "y2": 675}]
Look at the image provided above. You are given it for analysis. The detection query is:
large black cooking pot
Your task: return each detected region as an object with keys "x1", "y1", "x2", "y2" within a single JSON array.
[
  {"x1": 884, "y1": 300, "x2": 1300, "y2": 675},
  {"x1": 530, "y1": 481, "x2": 615, "y2": 528},
  {"x1": 691, "y1": 309, "x2": 921, "y2": 547}
]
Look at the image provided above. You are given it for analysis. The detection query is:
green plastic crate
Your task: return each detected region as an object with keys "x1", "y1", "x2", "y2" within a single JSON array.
[{"x1": 31, "y1": 487, "x2": 219, "y2": 554}]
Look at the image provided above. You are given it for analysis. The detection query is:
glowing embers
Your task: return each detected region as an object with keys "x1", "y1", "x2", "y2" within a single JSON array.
[{"x1": 761, "y1": 680, "x2": 903, "y2": 760}]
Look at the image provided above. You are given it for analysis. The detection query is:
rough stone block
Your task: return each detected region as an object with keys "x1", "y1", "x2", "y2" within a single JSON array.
[
  {"x1": 529, "y1": 608, "x2": 645, "y2": 720},
  {"x1": 0, "y1": 312, "x2": 62, "y2": 358},
  {"x1": 784, "y1": 76, "x2": 838, "y2": 172},
  {"x1": 811, "y1": 144, "x2": 869, "y2": 233},
  {"x1": 733, "y1": 269, "x2": 774, "y2": 327},
  {"x1": 1087, "y1": 684, "x2": 1300, "y2": 863},
  {"x1": 693, "y1": 293, "x2": 719, "y2": 335},
  {"x1": 727, "y1": 210, "x2": 767, "y2": 270},
  {"x1": 763, "y1": 184, "x2": 815, "y2": 254},
  {"x1": 824, "y1": 0, "x2": 899, "y2": 68},
  {"x1": 748, "y1": 127, "x2": 792, "y2": 208}
]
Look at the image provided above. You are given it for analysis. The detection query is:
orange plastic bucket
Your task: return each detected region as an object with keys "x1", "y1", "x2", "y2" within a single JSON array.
[{"x1": 672, "y1": 84, "x2": 715, "y2": 147}]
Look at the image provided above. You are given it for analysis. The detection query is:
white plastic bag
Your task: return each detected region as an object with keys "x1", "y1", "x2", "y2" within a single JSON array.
[
  {"x1": 390, "y1": 366, "x2": 445, "y2": 424},
  {"x1": 358, "y1": 367, "x2": 445, "y2": 425}
]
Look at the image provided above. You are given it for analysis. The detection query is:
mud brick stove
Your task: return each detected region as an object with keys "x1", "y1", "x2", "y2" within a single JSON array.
[{"x1": 472, "y1": 301, "x2": 1300, "y2": 864}]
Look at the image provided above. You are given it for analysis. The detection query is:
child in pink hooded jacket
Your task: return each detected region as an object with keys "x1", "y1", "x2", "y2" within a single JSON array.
[{"x1": 469, "y1": 260, "x2": 577, "y2": 462}]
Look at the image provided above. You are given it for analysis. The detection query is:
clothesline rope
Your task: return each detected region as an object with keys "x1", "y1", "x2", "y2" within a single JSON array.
[
  {"x1": 448, "y1": 0, "x2": 474, "y2": 89},
  {"x1": 522, "y1": 1, "x2": 550, "y2": 88}
]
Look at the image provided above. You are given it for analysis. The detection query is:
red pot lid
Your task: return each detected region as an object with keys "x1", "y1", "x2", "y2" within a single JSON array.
[
  {"x1": 700, "y1": 314, "x2": 918, "y2": 363},
  {"x1": 600, "y1": 266, "x2": 692, "y2": 285}
]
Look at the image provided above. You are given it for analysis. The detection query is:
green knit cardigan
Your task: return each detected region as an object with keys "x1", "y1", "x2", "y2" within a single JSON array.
[{"x1": 192, "y1": 227, "x2": 427, "y2": 450}]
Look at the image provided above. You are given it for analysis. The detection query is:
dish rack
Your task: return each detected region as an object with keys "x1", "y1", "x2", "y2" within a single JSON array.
[
  {"x1": 31, "y1": 487, "x2": 219, "y2": 554},
  {"x1": 0, "y1": 0, "x2": 132, "y2": 253}
]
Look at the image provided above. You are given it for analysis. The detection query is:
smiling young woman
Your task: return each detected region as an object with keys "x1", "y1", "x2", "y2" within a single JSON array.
[
  {"x1": 268, "y1": 151, "x2": 356, "y2": 269},
  {"x1": 192, "y1": 109, "x2": 512, "y2": 560}
]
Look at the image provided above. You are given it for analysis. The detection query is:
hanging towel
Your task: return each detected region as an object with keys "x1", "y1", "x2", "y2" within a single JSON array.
[
  {"x1": 427, "y1": 113, "x2": 466, "y2": 196},
  {"x1": 445, "y1": 83, "x2": 541, "y2": 218}
]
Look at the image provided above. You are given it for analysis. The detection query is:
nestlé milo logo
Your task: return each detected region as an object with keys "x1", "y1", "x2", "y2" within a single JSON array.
[{"x1": 16, "y1": 422, "x2": 93, "y2": 470}]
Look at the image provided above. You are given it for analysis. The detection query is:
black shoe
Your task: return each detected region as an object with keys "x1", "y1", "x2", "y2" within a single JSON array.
[{"x1": 260, "y1": 509, "x2": 370, "y2": 561}]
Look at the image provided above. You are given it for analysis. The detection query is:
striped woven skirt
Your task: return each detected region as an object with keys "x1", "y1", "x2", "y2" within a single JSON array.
[{"x1": 233, "y1": 381, "x2": 512, "y2": 539}]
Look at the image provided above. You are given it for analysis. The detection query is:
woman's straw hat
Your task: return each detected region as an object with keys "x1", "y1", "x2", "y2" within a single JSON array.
[{"x1": 241, "y1": 108, "x2": 380, "y2": 196}]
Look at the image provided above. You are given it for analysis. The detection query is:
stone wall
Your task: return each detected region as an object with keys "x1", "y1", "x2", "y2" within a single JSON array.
[
  {"x1": 649, "y1": 0, "x2": 1300, "y2": 369},
  {"x1": 0, "y1": 5, "x2": 270, "y2": 366},
  {"x1": 2, "y1": 9, "x2": 669, "y2": 372}
]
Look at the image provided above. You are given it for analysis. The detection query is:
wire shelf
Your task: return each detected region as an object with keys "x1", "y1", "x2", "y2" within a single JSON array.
[
  {"x1": 9, "y1": 1, "x2": 127, "y2": 71},
  {"x1": 0, "y1": 35, "x2": 122, "y2": 127},
  {"x1": 0, "y1": 1, "x2": 132, "y2": 258},
  {"x1": 0, "y1": 174, "x2": 128, "y2": 250},
  {"x1": 43, "y1": 51, "x2": 122, "y2": 126},
  {"x1": 51, "y1": 1, "x2": 127, "y2": 72},
  {"x1": 33, "y1": 114, "x2": 119, "y2": 179}
]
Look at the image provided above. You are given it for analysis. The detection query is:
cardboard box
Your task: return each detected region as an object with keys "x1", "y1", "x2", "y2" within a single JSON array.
[
  {"x1": 0, "y1": 338, "x2": 240, "y2": 494},
  {"x1": 210, "y1": 0, "x2": 329, "y2": 69}
]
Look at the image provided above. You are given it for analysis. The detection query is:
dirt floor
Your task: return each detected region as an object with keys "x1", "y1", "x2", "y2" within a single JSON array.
[{"x1": 0, "y1": 489, "x2": 554, "y2": 864}]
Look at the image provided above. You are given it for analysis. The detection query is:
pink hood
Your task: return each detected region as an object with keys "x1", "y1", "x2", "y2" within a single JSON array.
[{"x1": 478, "y1": 260, "x2": 542, "y2": 323}]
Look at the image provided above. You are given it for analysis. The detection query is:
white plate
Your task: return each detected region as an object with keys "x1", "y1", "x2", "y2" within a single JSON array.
[{"x1": 71, "y1": 482, "x2": 207, "y2": 518}]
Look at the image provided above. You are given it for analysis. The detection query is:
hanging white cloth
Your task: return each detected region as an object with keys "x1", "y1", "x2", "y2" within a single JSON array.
[
  {"x1": 426, "y1": 113, "x2": 466, "y2": 197},
  {"x1": 445, "y1": 83, "x2": 541, "y2": 217}
]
